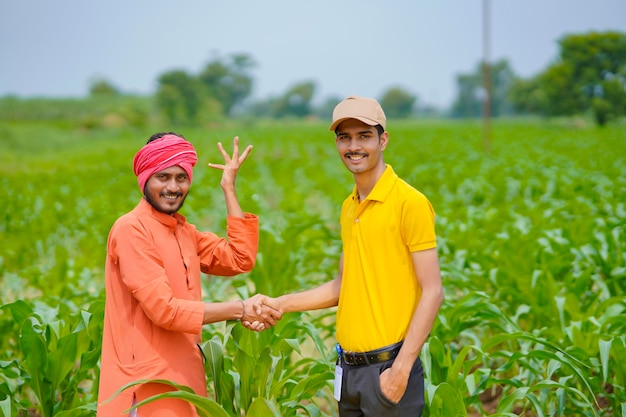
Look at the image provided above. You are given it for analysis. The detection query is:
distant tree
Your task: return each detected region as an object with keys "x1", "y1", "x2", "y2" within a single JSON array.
[
  {"x1": 561, "y1": 31, "x2": 626, "y2": 125},
  {"x1": 594, "y1": 76, "x2": 626, "y2": 125},
  {"x1": 379, "y1": 87, "x2": 416, "y2": 118},
  {"x1": 198, "y1": 53, "x2": 255, "y2": 116},
  {"x1": 537, "y1": 62, "x2": 580, "y2": 115},
  {"x1": 508, "y1": 77, "x2": 546, "y2": 115},
  {"x1": 509, "y1": 31, "x2": 626, "y2": 125},
  {"x1": 89, "y1": 79, "x2": 119, "y2": 97},
  {"x1": 451, "y1": 72, "x2": 481, "y2": 118},
  {"x1": 451, "y1": 59, "x2": 516, "y2": 118},
  {"x1": 155, "y1": 70, "x2": 208, "y2": 125},
  {"x1": 273, "y1": 81, "x2": 317, "y2": 118},
  {"x1": 490, "y1": 60, "x2": 517, "y2": 116}
]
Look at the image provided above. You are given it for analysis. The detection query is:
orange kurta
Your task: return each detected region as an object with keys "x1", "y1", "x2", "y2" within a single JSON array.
[{"x1": 97, "y1": 198, "x2": 258, "y2": 416}]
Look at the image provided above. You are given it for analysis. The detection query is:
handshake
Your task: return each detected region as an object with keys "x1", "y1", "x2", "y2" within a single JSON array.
[{"x1": 238, "y1": 294, "x2": 283, "y2": 332}]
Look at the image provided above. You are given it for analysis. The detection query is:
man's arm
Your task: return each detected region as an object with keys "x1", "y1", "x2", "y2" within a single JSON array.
[
  {"x1": 380, "y1": 247, "x2": 444, "y2": 402},
  {"x1": 276, "y1": 276, "x2": 341, "y2": 313},
  {"x1": 243, "y1": 254, "x2": 344, "y2": 325},
  {"x1": 241, "y1": 275, "x2": 340, "y2": 331}
]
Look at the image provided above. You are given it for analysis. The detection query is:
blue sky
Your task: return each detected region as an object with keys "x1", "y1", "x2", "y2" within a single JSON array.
[{"x1": 1, "y1": 0, "x2": 625, "y2": 108}]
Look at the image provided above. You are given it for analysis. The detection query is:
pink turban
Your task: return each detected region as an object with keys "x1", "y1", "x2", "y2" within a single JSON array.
[{"x1": 132, "y1": 134, "x2": 198, "y2": 191}]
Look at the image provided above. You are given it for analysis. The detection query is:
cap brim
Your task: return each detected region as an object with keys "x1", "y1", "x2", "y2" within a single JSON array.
[{"x1": 329, "y1": 116, "x2": 379, "y2": 131}]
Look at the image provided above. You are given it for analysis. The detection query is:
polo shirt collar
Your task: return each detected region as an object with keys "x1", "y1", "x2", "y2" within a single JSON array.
[{"x1": 351, "y1": 164, "x2": 397, "y2": 203}]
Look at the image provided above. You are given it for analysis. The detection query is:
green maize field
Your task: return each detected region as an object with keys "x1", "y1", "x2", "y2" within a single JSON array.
[{"x1": 0, "y1": 116, "x2": 624, "y2": 417}]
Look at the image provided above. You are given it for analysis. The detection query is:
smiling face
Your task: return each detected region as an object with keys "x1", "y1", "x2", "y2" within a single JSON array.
[
  {"x1": 335, "y1": 118, "x2": 388, "y2": 176},
  {"x1": 144, "y1": 165, "x2": 190, "y2": 215}
]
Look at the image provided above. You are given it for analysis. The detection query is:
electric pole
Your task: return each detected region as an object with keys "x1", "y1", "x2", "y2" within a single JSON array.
[{"x1": 482, "y1": 0, "x2": 493, "y2": 154}]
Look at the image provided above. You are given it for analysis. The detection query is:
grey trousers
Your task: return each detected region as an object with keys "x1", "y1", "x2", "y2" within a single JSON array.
[{"x1": 338, "y1": 357, "x2": 424, "y2": 417}]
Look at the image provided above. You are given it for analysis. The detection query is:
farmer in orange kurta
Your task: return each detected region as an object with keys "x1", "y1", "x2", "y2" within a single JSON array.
[{"x1": 97, "y1": 132, "x2": 280, "y2": 416}]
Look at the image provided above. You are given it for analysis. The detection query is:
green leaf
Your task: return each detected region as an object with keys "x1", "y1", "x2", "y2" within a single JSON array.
[
  {"x1": 247, "y1": 397, "x2": 281, "y2": 417},
  {"x1": 449, "y1": 344, "x2": 482, "y2": 387},
  {"x1": 1, "y1": 300, "x2": 33, "y2": 326},
  {"x1": 289, "y1": 371, "x2": 334, "y2": 401},
  {"x1": 428, "y1": 382, "x2": 467, "y2": 417},
  {"x1": 129, "y1": 390, "x2": 231, "y2": 417},
  {"x1": 496, "y1": 387, "x2": 529, "y2": 413},
  {"x1": 100, "y1": 378, "x2": 195, "y2": 405},
  {"x1": 298, "y1": 321, "x2": 333, "y2": 363},
  {"x1": 48, "y1": 332, "x2": 79, "y2": 392},
  {"x1": 293, "y1": 402, "x2": 323, "y2": 417},
  {"x1": 0, "y1": 396, "x2": 11, "y2": 417},
  {"x1": 55, "y1": 404, "x2": 97, "y2": 417},
  {"x1": 599, "y1": 337, "x2": 612, "y2": 383},
  {"x1": 20, "y1": 317, "x2": 53, "y2": 417},
  {"x1": 202, "y1": 337, "x2": 224, "y2": 400}
]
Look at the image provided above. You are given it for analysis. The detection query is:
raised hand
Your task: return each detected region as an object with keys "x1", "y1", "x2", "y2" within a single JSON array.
[{"x1": 207, "y1": 136, "x2": 253, "y2": 192}]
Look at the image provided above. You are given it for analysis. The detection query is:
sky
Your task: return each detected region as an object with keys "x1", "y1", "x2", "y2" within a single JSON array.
[{"x1": 1, "y1": 0, "x2": 625, "y2": 109}]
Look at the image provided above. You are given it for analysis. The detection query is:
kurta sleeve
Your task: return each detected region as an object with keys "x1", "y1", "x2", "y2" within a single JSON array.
[
  {"x1": 197, "y1": 213, "x2": 259, "y2": 276},
  {"x1": 110, "y1": 219, "x2": 204, "y2": 334}
]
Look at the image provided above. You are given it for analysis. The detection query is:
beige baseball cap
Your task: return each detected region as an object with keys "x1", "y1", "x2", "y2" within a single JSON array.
[{"x1": 329, "y1": 95, "x2": 387, "y2": 131}]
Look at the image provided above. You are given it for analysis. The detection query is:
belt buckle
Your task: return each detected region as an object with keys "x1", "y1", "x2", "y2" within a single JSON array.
[{"x1": 343, "y1": 350, "x2": 358, "y2": 365}]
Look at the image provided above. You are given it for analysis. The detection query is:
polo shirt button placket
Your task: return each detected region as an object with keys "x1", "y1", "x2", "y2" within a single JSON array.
[{"x1": 355, "y1": 218, "x2": 359, "y2": 223}]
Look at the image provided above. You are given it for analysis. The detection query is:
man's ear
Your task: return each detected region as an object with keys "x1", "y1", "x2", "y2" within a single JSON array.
[{"x1": 380, "y1": 131, "x2": 389, "y2": 151}]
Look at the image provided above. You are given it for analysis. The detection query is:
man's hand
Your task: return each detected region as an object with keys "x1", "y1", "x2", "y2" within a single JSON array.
[
  {"x1": 241, "y1": 294, "x2": 282, "y2": 331},
  {"x1": 208, "y1": 136, "x2": 253, "y2": 192},
  {"x1": 379, "y1": 366, "x2": 409, "y2": 403}
]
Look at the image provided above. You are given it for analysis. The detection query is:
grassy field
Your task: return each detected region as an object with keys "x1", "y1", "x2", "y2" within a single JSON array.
[{"x1": 0, "y1": 116, "x2": 624, "y2": 416}]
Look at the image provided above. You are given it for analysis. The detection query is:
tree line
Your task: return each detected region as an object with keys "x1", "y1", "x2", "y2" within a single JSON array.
[{"x1": 78, "y1": 30, "x2": 626, "y2": 127}]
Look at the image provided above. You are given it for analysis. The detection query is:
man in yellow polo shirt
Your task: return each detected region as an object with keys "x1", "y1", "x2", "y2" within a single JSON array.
[{"x1": 257, "y1": 95, "x2": 443, "y2": 416}]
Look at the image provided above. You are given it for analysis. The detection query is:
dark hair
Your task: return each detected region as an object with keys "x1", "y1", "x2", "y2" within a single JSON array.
[{"x1": 146, "y1": 131, "x2": 185, "y2": 144}]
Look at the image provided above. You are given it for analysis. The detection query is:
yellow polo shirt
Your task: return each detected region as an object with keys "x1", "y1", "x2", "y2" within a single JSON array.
[{"x1": 336, "y1": 165, "x2": 436, "y2": 352}]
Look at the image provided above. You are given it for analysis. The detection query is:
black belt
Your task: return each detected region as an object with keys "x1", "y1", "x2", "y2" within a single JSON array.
[{"x1": 339, "y1": 341, "x2": 403, "y2": 366}]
